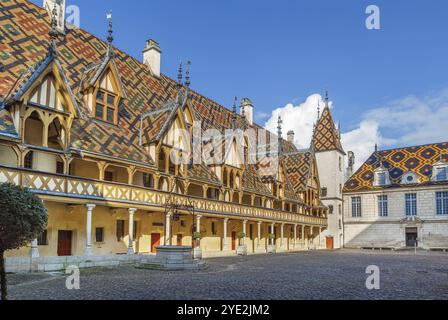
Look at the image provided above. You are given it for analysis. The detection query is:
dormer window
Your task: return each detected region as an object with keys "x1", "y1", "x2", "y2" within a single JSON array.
[
  {"x1": 29, "y1": 75, "x2": 68, "y2": 111},
  {"x1": 95, "y1": 89, "x2": 117, "y2": 123},
  {"x1": 374, "y1": 167, "x2": 390, "y2": 187},
  {"x1": 435, "y1": 166, "x2": 447, "y2": 181}
]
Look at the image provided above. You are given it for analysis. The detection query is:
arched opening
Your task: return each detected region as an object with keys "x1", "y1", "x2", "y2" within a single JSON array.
[
  {"x1": 241, "y1": 194, "x2": 251, "y2": 206},
  {"x1": 187, "y1": 183, "x2": 203, "y2": 197},
  {"x1": 69, "y1": 159, "x2": 100, "y2": 180},
  {"x1": 229, "y1": 171, "x2": 234, "y2": 189},
  {"x1": 223, "y1": 168, "x2": 228, "y2": 187},
  {"x1": 235, "y1": 172, "x2": 241, "y2": 189},
  {"x1": 158, "y1": 150, "x2": 166, "y2": 173},
  {"x1": 23, "y1": 150, "x2": 64, "y2": 174},
  {"x1": 104, "y1": 165, "x2": 128, "y2": 184},
  {"x1": 158, "y1": 176, "x2": 169, "y2": 191},
  {"x1": 24, "y1": 111, "x2": 44, "y2": 146},
  {"x1": 232, "y1": 192, "x2": 239, "y2": 204},
  {"x1": 254, "y1": 196, "x2": 262, "y2": 207},
  {"x1": 0, "y1": 145, "x2": 18, "y2": 167},
  {"x1": 206, "y1": 188, "x2": 219, "y2": 200},
  {"x1": 223, "y1": 191, "x2": 230, "y2": 202},
  {"x1": 47, "y1": 117, "x2": 66, "y2": 150},
  {"x1": 134, "y1": 171, "x2": 154, "y2": 188}
]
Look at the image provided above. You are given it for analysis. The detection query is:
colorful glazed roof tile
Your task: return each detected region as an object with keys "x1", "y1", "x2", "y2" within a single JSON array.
[
  {"x1": 284, "y1": 151, "x2": 314, "y2": 192},
  {"x1": 242, "y1": 165, "x2": 272, "y2": 196},
  {"x1": 344, "y1": 142, "x2": 448, "y2": 192},
  {"x1": 312, "y1": 105, "x2": 344, "y2": 153},
  {"x1": 0, "y1": 0, "x2": 323, "y2": 199}
]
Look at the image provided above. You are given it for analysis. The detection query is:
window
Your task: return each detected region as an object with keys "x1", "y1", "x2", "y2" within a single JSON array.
[
  {"x1": 56, "y1": 161, "x2": 64, "y2": 174},
  {"x1": 339, "y1": 184, "x2": 342, "y2": 195},
  {"x1": 338, "y1": 219, "x2": 342, "y2": 230},
  {"x1": 37, "y1": 230, "x2": 48, "y2": 246},
  {"x1": 405, "y1": 193, "x2": 417, "y2": 216},
  {"x1": 116, "y1": 220, "x2": 125, "y2": 241},
  {"x1": 436, "y1": 192, "x2": 448, "y2": 215},
  {"x1": 436, "y1": 167, "x2": 447, "y2": 182},
  {"x1": 338, "y1": 204, "x2": 342, "y2": 215},
  {"x1": 211, "y1": 222, "x2": 217, "y2": 235},
  {"x1": 143, "y1": 173, "x2": 154, "y2": 188},
  {"x1": 321, "y1": 187, "x2": 328, "y2": 197},
  {"x1": 378, "y1": 195, "x2": 388, "y2": 217},
  {"x1": 377, "y1": 172, "x2": 387, "y2": 186},
  {"x1": 328, "y1": 205, "x2": 334, "y2": 214},
  {"x1": 94, "y1": 89, "x2": 117, "y2": 123},
  {"x1": 352, "y1": 197, "x2": 362, "y2": 217},
  {"x1": 95, "y1": 227, "x2": 104, "y2": 243},
  {"x1": 24, "y1": 152, "x2": 33, "y2": 169}
]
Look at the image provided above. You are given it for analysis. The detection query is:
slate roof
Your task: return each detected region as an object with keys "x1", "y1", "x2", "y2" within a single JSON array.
[{"x1": 344, "y1": 142, "x2": 448, "y2": 193}]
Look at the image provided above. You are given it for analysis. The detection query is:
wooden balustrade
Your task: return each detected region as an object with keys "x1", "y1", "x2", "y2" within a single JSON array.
[{"x1": 0, "y1": 165, "x2": 327, "y2": 226}]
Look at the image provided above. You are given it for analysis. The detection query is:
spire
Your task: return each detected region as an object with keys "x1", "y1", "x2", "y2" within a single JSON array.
[
  {"x1": 324, "y1": 90, "x2": 329, "y2": 107},
  {"x1": 232, "y1": 96, "x2": 237, "y2": 130},
  {"x1": 185, "y1": 60, "x2": 191, "y2": 89},
  {"x1": 177, "y1": 62, "x2": 183, "y2": 86},
  {"x1": 106, "y1": 11, "x2": 114, "y2": 57},
  {"x1": 48, "y1": 2, "x2": 59, "y2": 55},
  {"x1": 277, "y1": 116, "x2": 283, "y2": 155}
]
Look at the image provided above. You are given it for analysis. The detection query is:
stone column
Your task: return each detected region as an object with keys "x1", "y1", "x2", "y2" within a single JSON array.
[
  {"x1": 85, "y1": 204, "x2": 96, "y2": 256},
  {"x1": 223, "y1": 218, "x2": 229, "y2": 251},
  {"x1": 165, "y1": 212, "x2": 172, "y2": 246},
  {"x1": 196, "y1": 215, "x2": 202, "y2": 233},
  {"x1": 271, "y1": 223, "x2": 275, "y2": 246},
  {"x1": 280, "y1": 223, "x2": 285, "y2": 249},
  {"x1": 30, "y1": 239, "x2": 39, "y2": 258},
  {"x1": 301, "y1": 225, "x2": 306, "y2": 249},
  {"x1": 128, "y1": 208, "x2": 137, "y2": 254},
  {"x1": 319, "y1": 227, "x2": 323, "y2": 248},
  {"x1": 242, "y1": 220, "x2": 248, "y2": 246},
  {"x1": 257, "y1": 221, "x2": 262, "y2": 248},
  {"x1": 294, "y1": 224, "x2": 298, "y2": 249}
]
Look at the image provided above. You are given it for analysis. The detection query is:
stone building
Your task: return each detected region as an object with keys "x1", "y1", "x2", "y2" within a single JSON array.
[
  {"x1": 343, "y1": 143, "x2": 448, "y2": 250},
  {"x1": 0, "y1": 0, "x2": 328, "y2": 271},
  {"x1": 312, "y1": 97, "x2": 345, "y2": 249}
]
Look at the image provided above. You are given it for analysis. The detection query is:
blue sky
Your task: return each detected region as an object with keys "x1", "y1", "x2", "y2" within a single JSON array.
[{"x1": 32, "y1": 0, "x2": 448, "y2": 166}]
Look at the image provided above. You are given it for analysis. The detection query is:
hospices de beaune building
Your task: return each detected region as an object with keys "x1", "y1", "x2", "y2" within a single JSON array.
[
  {"x1": 1, "y1": 0, "x2": 447, "y2": 273},
  {"x1": 0, "y1": 0, "x2": 337, "y2": 272}
]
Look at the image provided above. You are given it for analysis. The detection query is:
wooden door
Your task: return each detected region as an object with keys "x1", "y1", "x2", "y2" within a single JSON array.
[
  {"x1": 176, "y1": 234, "x2": 183, "y2": 246},
  {"x1": 57, "y1": 230, "x2": 72, "y2": 256},
  {"x1": 232, "y1": 231, "x2": 236, "y2": 250},
  {"x1": 151, "y1": 233, "x2": 161, "y2": 253},
  {"x1": 326, "y1": 237, "x2": 334, "y2": 250}
]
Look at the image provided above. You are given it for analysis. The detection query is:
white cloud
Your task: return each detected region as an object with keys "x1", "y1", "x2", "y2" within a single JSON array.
[{"x1": 264, "y1": 89, "x2": 448, "y2": 171}]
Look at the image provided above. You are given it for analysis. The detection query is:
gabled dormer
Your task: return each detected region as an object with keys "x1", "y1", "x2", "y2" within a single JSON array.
[
  {"x1": 79, "y1": 59, "x2": 126, "y2": 125},
  {"x1": 373, "y1": 164, "x2": 391, "y2": 187},
  {"x1": 4, "y1": 47, "x2": 78, "y2": 150},
  {"x1": 432, "y1": 154, "x2": 448, "y2": 182}
]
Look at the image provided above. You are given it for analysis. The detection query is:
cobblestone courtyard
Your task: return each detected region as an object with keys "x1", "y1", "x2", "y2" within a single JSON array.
[{"x1": 7, "y1": 250, "x2": 448, "y2": 300}]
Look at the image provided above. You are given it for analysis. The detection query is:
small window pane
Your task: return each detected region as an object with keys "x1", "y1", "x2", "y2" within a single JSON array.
[
  {"x1": 37, "y1": 230, "x2": 48, "y2": 246},
  {"x1": 107, "y1": 108, "x2": 114, "y2": 122},
  {"x1": 95, "y1": 104, "x2": 104, "y2": 119},
  {"x1": 96, "y1": 91, "x2": 104, "y2": 101},
  {"x1": 116, "y1": 220, "x2": 125, "y2": 241},
  {"x1": 107, "y1": 95, "x2": 115, "y2": 106}
]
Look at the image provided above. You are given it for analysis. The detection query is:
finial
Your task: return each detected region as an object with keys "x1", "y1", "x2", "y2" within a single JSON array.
[
  {"x1": 317, "y1": 100, "x2": 321, "y2": 120},
  {"x1": 185, "y1": 60, "x2": 191, "y2": 88},
  {"x1": 106, "y1": 11, "x2": 114, "y2": 57},
  {"x1": 375, "y1": 144, "x2": 378, "y2": 153},
  {"x1": 177, "y1": 62, "x2": 183, "y2": 85},
  {"x1": 277, "y1": 116, "x2": 283, "y2": 138},
  {"x1": 232, "y1": 96, "x2": 237, "y2": 129},
  {"x1": 49, "y1": 2, "x2": 59, "y2": 43},
  {"x1": 325, "y1": 90, "x2": 329, "y2": 104}
]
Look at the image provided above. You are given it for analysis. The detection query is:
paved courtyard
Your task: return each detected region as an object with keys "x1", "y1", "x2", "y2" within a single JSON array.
[{"x1": 7, "y1": 250, "x2": 448, "y2": 300}]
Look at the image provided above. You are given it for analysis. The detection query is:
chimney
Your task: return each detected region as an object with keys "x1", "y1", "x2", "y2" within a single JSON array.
[
  {"x1": 44, "y1": 0, "x2": 66, "y2": 34},
  {"x1": 287, "y1": 130, "x2": 295, "y2": 144},
  {"x1": 143, "y1": 39, "x2": 162, "y2": 78},
  {"x1": 346, "y1": 151, "x2": 355, "y2": 180},
  {"x1": 240, "y1": 97, "x2": 254, "y2": 126}
]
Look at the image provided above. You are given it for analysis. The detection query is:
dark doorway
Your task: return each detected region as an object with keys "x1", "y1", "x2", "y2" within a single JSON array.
[
  {"x1": 406, "y1": 228, "x2": 418, "y2": 248},
  {"x1": 231, "y1": 231, "x2": 236, "y2": 250},
  {"x1": 57, "y1": 230, "x2": 72, "y2": 256},
  {"x1": 176, "y1": 234, "x2": 183, "y2": 246},
  {"x1": 151, "y1": 233, "x2": 161, "y2": 253}
]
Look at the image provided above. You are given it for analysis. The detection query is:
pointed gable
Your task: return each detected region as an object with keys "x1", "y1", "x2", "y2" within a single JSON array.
[{"x1": 312, "y1": 105, "x2": 344, "y2": 153}]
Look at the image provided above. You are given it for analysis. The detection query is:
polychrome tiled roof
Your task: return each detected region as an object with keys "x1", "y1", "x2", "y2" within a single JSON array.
[
  {"x1": 312, "y1": 105, "x2": 344, "y2": 153},
  {"x1": 284, "y1": 151, "x2": 314, "y2": 192},
  {"x1": 344, "y1": 142, "x2": 448, "y2": 193}
]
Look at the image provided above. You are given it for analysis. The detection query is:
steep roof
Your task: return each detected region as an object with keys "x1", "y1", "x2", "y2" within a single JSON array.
[
  {"x1": 284, "y1": 151, "x2": 314, "y2": 193},
  {"x1": 344, "y1": 142, "x2": 448, "y2": 193},
  {"x1": 312, "y1": 105, "x2": 344, "y2": 154}
]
